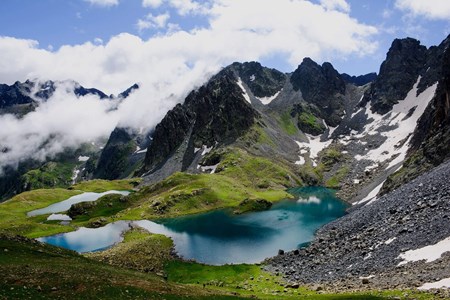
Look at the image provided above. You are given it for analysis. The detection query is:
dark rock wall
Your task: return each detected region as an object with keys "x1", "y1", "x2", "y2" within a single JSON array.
[{"x1": 142, "y1": 69, "x2": 258, "y2": 173}]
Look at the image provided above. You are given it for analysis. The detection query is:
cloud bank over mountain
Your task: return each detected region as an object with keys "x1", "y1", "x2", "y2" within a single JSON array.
[{"x1": 0, "y1": 0, "x2": 379, "y2": 171}]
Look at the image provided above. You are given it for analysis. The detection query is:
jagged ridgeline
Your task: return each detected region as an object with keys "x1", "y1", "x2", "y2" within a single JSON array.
[{"x1": 1, "y1": 34, "x2": 450, "y2": 205}]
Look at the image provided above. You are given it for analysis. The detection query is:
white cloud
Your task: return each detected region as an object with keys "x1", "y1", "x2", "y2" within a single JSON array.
[
  {"x1": 320, "y1": 0, "x2": 350, "y2": 13},
  {"x1": 0, "y1": 0, "x2": 378, "y2": 171},
  {"x1": 395, "y1": 0, "x2": 450, "y2": 20},
  {"x1": 0, "y1": 82, "x2": 120, "y2": 171},
  {"x1": 137, "y1": 12, "x2": 171, "y2": 32},
  {"x1": 142, "y1": 0, "x2": 163, "y2": 8},
  {"x1": 84, "y1": 0, "x2": 119, "y2": 7},
  {"x1": 167, "y1": 0, "x2": 212, "y2": 15}
]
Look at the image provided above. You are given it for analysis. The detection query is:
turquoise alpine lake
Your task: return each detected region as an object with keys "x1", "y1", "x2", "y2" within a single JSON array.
[{"x1": 38, "y1": 187, "x2": 348, "y2": 265}]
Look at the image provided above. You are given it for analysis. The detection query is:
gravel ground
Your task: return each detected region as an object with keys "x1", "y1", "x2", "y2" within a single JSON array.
[{"x1": 266, "y1": 160, "x2": 450, "y2": 297}]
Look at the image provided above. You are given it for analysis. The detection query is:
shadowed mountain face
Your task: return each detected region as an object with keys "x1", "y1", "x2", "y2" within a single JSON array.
[
  {"x1": 142, "y1": 68, "x2": 259, "y2": 175},
  {"x1": 232, "y1": 61, "x2": 287, "y2": 98},
  {"x1": 362, "y1": 36, "x2": 450, "y2": 115},
  {"x1": 290, "y1": 58, "x2": 347, "y2": 127},
  {"x1": 381, "y1": 35, "x2": 450, "y2": 194}
]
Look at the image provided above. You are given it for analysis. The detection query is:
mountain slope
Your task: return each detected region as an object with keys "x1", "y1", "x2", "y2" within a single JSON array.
[
  {"x1": 140, "y1": 68, "x2": 260, "y2": 180},
  {"x1": 381, "y1": 35, "x2": 450, "y2": 194},
  {"x1": 135, "y1": 35, "x2": 446, "y2": 206},
  {"x1": 267, "y1": 159, "x2": 450, "y2": 294}
]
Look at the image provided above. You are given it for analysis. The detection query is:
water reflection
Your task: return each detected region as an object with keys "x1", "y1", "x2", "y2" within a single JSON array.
[{"x1": 38, "y1": 221, "x2": 132, "y2": 252}]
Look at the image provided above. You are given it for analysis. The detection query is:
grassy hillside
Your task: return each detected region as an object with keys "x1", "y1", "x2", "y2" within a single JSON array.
[
  {"x1": 117, "y1": 147, "x2": 300, "y2": 220},
  {"x1": 0, "y1": 179, "x2": 138, "y2": 238},
  {"x1": 0, "y1": 233, "x2": 235, "y2": 300}
]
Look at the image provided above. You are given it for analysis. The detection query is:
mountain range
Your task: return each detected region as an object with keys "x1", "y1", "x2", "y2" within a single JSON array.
[{"x1": 1, "y1": 33, "x2": 450, "y2": 295}]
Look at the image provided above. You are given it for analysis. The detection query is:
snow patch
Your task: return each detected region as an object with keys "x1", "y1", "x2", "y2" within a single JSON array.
[
  {"x1": 398, "y1": 236, "x2": 450, "y2": 266},
  {"x1": 136, "y1": 148, "x2": 147, "y2": 154},
  {"x1": 350, "y1": 95, "x2": 365, "y2": 118},
  {"x1": 249, "y1": 74, "x2": 255, "y2": 82},
  {"x1": 359, "y1": 275, "x2": 375, "y2": 280},
  {"x1": 256, "y1": 90, "x2": 282, "y2": 105},
  {"x1": 198, "y1": 164, "x2": 219, "y2": 174},
  {"x1": 353, "y1": 180, "x2": 385, "y2": 206},
  {"x1": 384, "y1": 237, "x2": 397, "y2": 245},
  {"x1": 295, "y1": 135, "x2": 332, "y2": 167},
  {"x1": 364, "y1": 164, "x2": 379, "y2": 173},
  {"x1": 201, "y1": 145, "x2": 213, "y2": 156},
  {"x1": 354, "y1": 78, "x2": 437, "y2": 168},
  {"x1": 295, "y1": 156, "x2": 305, "y2": 165},
  {"x1": 419, "y1": 278, "x2": 450, "y2": 290},
  {"x1": 237, "y1": 77, "x2": 251, "y2": 104},
  {"x1": 47, "y1": 214, "x2": 72, "y2": 221},
  {"x1": 78, "y1": 156, "x2": 90, "y2": 162},
  {"x1": 328, "y1": 126, "x2": 337, "y2": 137}
]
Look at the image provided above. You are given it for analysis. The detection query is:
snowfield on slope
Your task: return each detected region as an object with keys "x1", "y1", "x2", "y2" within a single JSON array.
[
  {"x1": 354, "y1": 78, "x2": 437, "y2": 169},
  {"x1": 295, "y1": 136, "x2": 332, "y2": 167},
  {"x1": 236, "y1": 77, "x2": 251, "y2": 104},
  {"x1": 398, "y1": 236, "x2": 450, "y2": 266},
  {"x1": 419, "y1": 278, "x2": 450, "y2": 290},
  {"x1": 256, "y1": 90, "x2": 282, "y2": 105}
]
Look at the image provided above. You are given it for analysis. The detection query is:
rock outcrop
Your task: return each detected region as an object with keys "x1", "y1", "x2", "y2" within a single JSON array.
[
  {"x1": 363, "y1": 38, "x2": 428, "y2": 114},
  {"x1": 290, "y1": 58, "x2": 346, "y2": 127},
  {"x1": 142, "y1": 68, "x2": 259, "y2": 174}
]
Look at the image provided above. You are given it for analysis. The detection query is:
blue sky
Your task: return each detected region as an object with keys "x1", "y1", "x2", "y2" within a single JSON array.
[{"x1": 0, "y1": 0, "x2": 449, "y2": 84}]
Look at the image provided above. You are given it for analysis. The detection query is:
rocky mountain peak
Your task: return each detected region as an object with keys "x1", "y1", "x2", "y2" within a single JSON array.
[
  {"x1": 229, "y1": 61, "x2": 286, "y2": 98},
  {"x1": 142, "y1": 68, "x2": 259, "y2": 175},
  {"x1": 290, "y1": 57, "x2": 346, "y2": 127},
  {"x1": 363, "y1": 37, "x2": 428, "y2": 114}
]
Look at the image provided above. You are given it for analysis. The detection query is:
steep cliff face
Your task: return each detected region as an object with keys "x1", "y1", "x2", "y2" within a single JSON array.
[
  {"x1": 94, "y1": 128, "x2": 139, "y2": 180},
  {"x1": 363, "y1": 38, "x2": 428, "y2": 115},
  {"x1": 232, "y1": 61, "x2": 287, "y2": 98},
  {"x1": 142, "y1": 69, "x2": 259, "y2": 174},
  {"x1": 290, "y1": 58, "x2": 347, "y2": 127},
  {"x1": 381, "y1": 37, "x2": 450, "y2": 194}
]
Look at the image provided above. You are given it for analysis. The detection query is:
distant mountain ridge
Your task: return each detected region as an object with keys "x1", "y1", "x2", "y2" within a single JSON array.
[
  {"x1": 0, "y1": 80, "x2": 139, "y2": 116},
  {"x1": 0, "y1": 81, "x2": 139, "y2": 200}
]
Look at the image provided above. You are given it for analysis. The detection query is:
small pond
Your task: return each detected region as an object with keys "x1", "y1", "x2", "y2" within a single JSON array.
[{"x1": 28, "y1": 190, "x2": 130, "y2": 217}]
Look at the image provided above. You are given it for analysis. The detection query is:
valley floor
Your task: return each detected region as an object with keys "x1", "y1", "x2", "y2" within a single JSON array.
[{"x1": 0, "y1": 159, "x2": 449, "y2": 299}]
